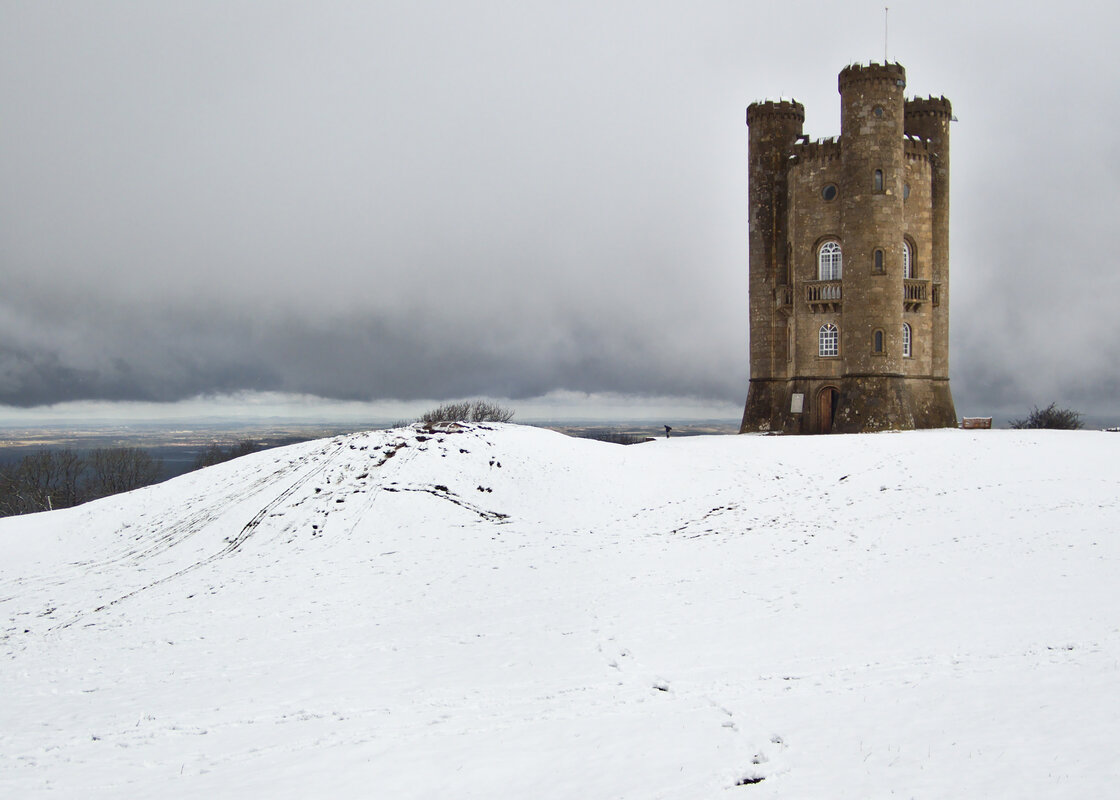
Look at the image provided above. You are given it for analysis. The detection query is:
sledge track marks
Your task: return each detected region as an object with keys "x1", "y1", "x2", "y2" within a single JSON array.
[
  {"x1": 218, "y1": 441, "x2": 348, "y2": 556},
  {"x1": 50, "y1": 424, "x2": 511, "y2": 630},
  {"x1": 52, "y1": 439, "x2": 351, "y2": 630}
]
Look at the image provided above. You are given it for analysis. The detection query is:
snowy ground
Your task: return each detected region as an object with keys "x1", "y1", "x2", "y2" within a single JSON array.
[{"x1": 2, "y1": 423, "x2": 1118, "y2": 798}]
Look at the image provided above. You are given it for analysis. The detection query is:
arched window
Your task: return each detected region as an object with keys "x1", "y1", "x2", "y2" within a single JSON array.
[
  {"x1": 818, "y1": 241, "x2": 842, "y2": 280},
  {"x1": 873, "y1": 249, "x2": 884, "y2": 273},
  {"x1": 874, "y1": 169, "x2": 884, "y2": 192},
  {"x1": 902, "y1": 323, "x2": 912, "y2": 357},
  {"x1": 819, "y1": 323, "x2": 839, "y2": 357},
  {"x1": 903, "y1": 241, "x2": 912, "y2": 278},
  {"x1": 873, "y1": 329, "x2": 884, "y2": 353}
]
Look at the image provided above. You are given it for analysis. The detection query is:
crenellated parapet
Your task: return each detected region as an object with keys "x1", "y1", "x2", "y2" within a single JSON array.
[
  {"x1": 746, "y1": 100, "x2": 805, "y2": 126},
  {"x1": 903, "y1": 135, "x2": 933, "y2": 162},
  {"x1": 791, "y1": 136, "x2": 841, "y2": 163},
  {"x1": 838, "y1": 62, "x2": 906, "y2": 93},
  {"x1": 905, "y1": 96, "x2": 952, "y2": 120}
]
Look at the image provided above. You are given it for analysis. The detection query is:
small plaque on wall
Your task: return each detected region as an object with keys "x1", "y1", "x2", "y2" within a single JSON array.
[{"x1": 790, "y1": 393, "x2": 804, "y2": 413}]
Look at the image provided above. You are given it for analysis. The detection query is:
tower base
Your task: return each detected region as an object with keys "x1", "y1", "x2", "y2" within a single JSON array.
[{"x1": 740, "y1": 376, "x2": 956, "y2": 434}]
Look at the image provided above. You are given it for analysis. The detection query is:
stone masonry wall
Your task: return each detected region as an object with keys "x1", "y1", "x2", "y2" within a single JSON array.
[{"x1": 740, "y1": 64, "x2": 957, "y2": 434}]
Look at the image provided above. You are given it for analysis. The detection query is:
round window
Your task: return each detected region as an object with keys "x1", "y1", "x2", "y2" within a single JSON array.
[
  {"x1": 873, "y1": 106, "x2": 884, "y2": 118},
  {"x1": 821, "y1": 184, "x2": 838, "y2": 201}
]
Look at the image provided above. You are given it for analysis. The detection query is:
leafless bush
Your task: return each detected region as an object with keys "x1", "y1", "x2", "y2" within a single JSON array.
[
  {"x1": 1009, "y1": 403, "x2": 1084, "y2": 430},
  {"x1": 418, "y1": 400, "x2": 514, "y2": 425}
]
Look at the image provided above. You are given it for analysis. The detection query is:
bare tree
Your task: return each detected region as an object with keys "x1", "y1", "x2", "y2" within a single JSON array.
[
  {"x1": 192, "y1": 439, "x2": 263, "y2": 470},
  {"x1": 87, "y1": 448, "x2": 162, "y2": 499},
  {"x1": 0, "y1": 449, "x2": 87, "y2": 514},
  {"x1": 50, "y1": 448, "x2": 87, "y2": 507},
  {"x1": 0, "y1": 461, "x2": 37, "y2": 515},
  {"x1": 0, "y1": 446, "x2": 168, "y2": 517},
  {"x1": 192, "y1": 444, "x2": 228, "y2": 469}
]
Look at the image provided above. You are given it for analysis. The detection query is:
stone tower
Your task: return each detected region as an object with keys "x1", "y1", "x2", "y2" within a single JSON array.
[{"x1": 739, "y1": 63, "x2": 956, "y2": 434}]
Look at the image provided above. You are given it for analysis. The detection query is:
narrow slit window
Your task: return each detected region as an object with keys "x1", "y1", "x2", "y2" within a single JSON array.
[
  {"x1": 873, "y1": 249, "x2": 884, "y2": 273},
  {"x1": 873, "y1": 330, "x2": 884, "y2": 353},
  {"x1": 873, "y1": 169, "x2": 884, "y2": 192}
]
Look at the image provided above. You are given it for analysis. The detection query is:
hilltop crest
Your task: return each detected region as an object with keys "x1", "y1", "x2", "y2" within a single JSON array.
[{"x1": 3, "y1": 427, "x2": 1119, "y2": 798}]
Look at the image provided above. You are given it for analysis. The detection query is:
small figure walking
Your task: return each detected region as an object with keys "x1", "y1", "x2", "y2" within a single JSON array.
[{"x1": 664, "y1": 425, "x2": 672, "y2": 439}]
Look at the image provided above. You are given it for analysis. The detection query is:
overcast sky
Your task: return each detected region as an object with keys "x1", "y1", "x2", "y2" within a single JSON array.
[{"x1": 1, "y1": 0, "x2": 1118, "y2": 424}]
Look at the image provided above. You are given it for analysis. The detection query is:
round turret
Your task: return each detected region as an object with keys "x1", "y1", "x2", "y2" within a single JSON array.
[
  {"x1": 838, "y1": 62, "x2": 907, "y2": 143},
  {"x1": 905, "y1": 96, "x2": 952, "y2": 123},
  {"x1": 837, "y1": 63, "x2": 907, "y2": 379},
  {"x1": 905, "y1": 97, "x2": 952, "y2": 382},
  {"x1": 745, "y1": 100, "x2": 805, "y2": 383},
  {"x1": 746, "y1": 100, "x2": 805, "y2": 127},
  {"x1": 837, "y1": 62, "x2": 907, "y2": 94}
]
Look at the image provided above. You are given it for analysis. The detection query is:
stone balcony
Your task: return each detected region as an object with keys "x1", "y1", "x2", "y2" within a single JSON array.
[
  {"x1": 775, "y1": 285, "x2": 794, "y2": 315},
  {"x1": 904, "y1": 279, "x2": 930, "y2": 312},
  {"x1": 787, "y1": 279, "x2": 942, "y2": 314},
  {"x1": 805, "y1": 280, "x2": 842, "y2": 313}
]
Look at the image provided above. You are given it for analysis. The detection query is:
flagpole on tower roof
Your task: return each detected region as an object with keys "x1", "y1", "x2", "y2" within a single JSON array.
[{"x1": 884, "y1": 7, "x2": 889, "y2": 63}]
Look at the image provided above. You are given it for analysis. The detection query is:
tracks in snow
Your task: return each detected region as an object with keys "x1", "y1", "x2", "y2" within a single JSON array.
[{"x1": 48, "y1": 424, "x2": 513, "y2": 631}]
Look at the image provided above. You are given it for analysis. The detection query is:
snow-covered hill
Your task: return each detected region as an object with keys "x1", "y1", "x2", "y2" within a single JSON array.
[{"x1": 2, "y1": 423, "x2": 1118, "y2": 798}]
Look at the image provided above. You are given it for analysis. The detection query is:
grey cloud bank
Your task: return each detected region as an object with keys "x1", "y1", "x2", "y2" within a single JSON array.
[{"x1": 1, "y1": 1, "x2": 1118, "y2": 423}]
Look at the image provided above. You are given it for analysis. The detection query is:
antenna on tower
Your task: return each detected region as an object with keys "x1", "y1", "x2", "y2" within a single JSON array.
[{"x1": 884, "y1": 7, "x2": 889, "y2": 62}]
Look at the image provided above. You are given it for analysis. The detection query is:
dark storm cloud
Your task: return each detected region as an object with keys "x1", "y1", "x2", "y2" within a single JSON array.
[
  {"x1": 1, "y1": 1, "x2": 1118, "y2": 419},
  {"x1": 0, "y1": 290, "x2": 738, "y2": 407}
]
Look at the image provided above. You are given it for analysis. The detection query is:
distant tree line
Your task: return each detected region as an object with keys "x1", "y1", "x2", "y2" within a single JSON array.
[
  {"x1": 0, "y1": 447, "x2": 161, "y2": 516},
  {"x1": 192, "y1": 439, "x2": 263, "y2": 469},
  {"x1": 579, "y1": 431, "x2": 650, "y2": 445},
  {"x1": 0, "y1": 439, "x2": 267, "y2": 518}
]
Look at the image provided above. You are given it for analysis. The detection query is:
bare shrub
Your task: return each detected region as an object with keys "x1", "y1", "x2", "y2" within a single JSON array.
[
  {"x1": 467, "y1": 400, "x2": 514, "y2": 423},
  {"x1": 1009, "y1": 403, "x2": 1084, "y2": 430},
  {"x1": 418, "y1": 400, "x2": 514, "y2": 425}
]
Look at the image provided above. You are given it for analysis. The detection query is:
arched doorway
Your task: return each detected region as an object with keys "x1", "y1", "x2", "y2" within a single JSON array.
[{"x1": 818, "y1": 386, "x2": 839, "y2": 434}]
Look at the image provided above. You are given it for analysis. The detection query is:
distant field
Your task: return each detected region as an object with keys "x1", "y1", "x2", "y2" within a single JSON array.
[
  {"x1": 0, "y1": 422, "x2": 384, "y2": 478},
  {"x1": 0, "y1": 419, "x2": 742, "y2": 478}
]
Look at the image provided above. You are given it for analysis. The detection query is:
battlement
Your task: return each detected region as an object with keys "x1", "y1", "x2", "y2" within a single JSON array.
[
  {"x1": 747, "y1": 100, "x2": 805, "y2": 126},
  {"x1": 791, "y1": 136, "x2": 841, "y2": 163},
  {"x1": 905, "y1": 96, "x2": 953, "y2": 119},
  {"x1": 904, "y1": 135, "x2": 933, "y2": 161},
  {"x1": 838, "y1": 62, "x2": 906, "y2": 92}
]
